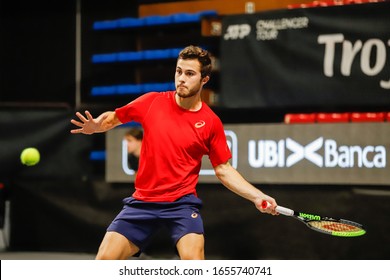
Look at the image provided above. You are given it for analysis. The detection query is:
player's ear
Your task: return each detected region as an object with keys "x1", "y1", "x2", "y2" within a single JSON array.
[{"x1": 201, "y1": 76, "x2": 210, "y2": 85}]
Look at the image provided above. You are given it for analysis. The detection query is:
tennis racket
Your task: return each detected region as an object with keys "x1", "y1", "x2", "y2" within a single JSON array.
[{"x1": 261, "y1": 201, "x2": 366, "y2": 237}]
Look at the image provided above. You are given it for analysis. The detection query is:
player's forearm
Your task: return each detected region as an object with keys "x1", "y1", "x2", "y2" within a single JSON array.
[
  {"x1": 215, "y1": 163, "x2": 278, "y2": 215},
  {"x1": 215, "y1": 162, "x2": 264, "y2": 204}
]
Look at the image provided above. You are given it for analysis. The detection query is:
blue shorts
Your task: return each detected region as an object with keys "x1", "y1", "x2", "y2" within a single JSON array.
[{"x1": 107, "y1": 194, "x2": 204, "y2": 253}]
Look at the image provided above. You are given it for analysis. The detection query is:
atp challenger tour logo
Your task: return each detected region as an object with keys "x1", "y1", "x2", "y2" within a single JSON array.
[
  {"x1": 223, "y1": 24, "x2": 251, "y2": 40},
  {"x1": 248, "y1": 137, "x2": 386, "y2": 169},
  {"x1": 255, "y1": 17, "x2": 308, "y2": 41},
  {"x1": 223, "y1": 17, "x2": 309, "y2": 41}
]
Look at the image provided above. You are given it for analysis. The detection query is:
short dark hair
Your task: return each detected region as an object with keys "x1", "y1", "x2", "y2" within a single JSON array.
[
  {"x1": 178, "y1": 45, "x2": 212, "y2": 78},
  {"x1": 125, "y1": 128, "x2": 143, "y2": 141}
]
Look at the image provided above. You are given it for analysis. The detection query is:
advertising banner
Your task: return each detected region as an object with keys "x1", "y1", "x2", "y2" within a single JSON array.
[
  {"x1": 106, "y1": 123, "x2": 390, "y2": 185},
  {"x1": 220, "y1": 2, "x2": 390, "y2": 108}
]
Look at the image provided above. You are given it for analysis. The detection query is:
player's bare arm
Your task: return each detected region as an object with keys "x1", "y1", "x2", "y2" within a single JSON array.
[
  {"x1": 70, "y1": 110, "x2": 122, "y2": 134},
  {"x1": 214, "y1": 161, "x2": 278, "y2": 215}
]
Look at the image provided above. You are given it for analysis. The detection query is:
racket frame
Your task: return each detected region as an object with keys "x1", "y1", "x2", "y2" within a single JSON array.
[{"x1": 263, "y1": 202, "x2": 366, "y2": 237}]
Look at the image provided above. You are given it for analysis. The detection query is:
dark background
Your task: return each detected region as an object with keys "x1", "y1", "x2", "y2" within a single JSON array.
[
  {"x1": 0, "y1": 0, "x2": 76, "y2": 105},
  {"x1": 1, "y1": 0, "x2": 389, "y2": 259}
]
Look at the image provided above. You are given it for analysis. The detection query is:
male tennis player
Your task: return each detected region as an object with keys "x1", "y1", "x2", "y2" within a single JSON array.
[{"x1": 71, "y1": 45, "x2": 278, "y2": 260}]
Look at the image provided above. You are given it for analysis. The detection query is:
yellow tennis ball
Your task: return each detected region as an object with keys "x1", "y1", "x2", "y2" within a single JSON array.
[{"x1": 20, "y1": 147, "x2": 40, "y2": 166}]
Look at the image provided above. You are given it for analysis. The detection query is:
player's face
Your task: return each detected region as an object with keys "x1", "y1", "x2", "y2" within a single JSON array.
[
  {"x1": 175, "y1": 59, "x2": 208, "y2": 98},
  {"x1": 125, "y1": 135, "x2": 140, "y2": 154}
]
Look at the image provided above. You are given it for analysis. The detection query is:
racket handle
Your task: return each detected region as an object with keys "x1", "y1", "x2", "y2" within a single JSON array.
[
  {"x1": 261, "y1": 201, "x2": 294, "y2": 216},
  {"x1": 275, "y1": 206, "x2": 294, "y2": 216}
]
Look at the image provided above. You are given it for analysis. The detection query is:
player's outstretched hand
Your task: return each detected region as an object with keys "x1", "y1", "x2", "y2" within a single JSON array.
[{"x1": 70, "y1": 110, "x2": 106, "y2": 135}]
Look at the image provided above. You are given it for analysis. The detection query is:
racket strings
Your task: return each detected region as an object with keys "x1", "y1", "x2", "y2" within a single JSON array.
[{"x1": 308, "y1": 220, "x2": 364, "y2": 234}]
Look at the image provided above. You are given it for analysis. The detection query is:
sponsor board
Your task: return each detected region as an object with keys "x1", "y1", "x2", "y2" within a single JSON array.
[
  {"x1": 220, "y1": 2, "x2": 390, "y2": 108},
  {"x1": 106, "y1": 123, "x2": 390, "y2": 185}
]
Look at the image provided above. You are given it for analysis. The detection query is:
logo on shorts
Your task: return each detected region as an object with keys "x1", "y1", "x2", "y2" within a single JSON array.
[
  {"x1": 191, "y1": 212, "x2": 198, "y2": 218},
  {"x1": 195, "y1": 121, "x2": 205, "y2": 128}
]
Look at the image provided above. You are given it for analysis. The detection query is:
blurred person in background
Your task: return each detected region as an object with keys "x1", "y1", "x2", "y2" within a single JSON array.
[{"x1": 124, "y1": 127, "x2": 143, "y2": 174}]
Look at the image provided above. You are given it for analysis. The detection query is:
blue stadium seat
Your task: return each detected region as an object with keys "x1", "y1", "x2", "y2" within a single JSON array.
[
  {"x1": 143, "y1": 49, "x2": 171, "y2": 60},
  {"x1": 142, "y1": 82, "x2": 175, "y2": 92},
  {"x1": 93, "y1": 20, "x2": 119, "y2": 30},
  {"x1": 118, "y1": 51, "x2": 144, "y2": 62},
  {"x1": 118, "y1": 17, "x2": 145, "y2": 28},
  {"x1": 91, "y1": 82, "x2": 175, "y2": 96},
  {"x1": 93, "y1": 10, "x2": 218, "y2": 30},
  {"x1": 91, "y1": 86, "x2": 117, "y2": 96},
  {"x1": 171, "y1": 13, "x2": 201, "y2": 23},
  {"x1": 199, "y1": 10, "x2": 218, "y2": 17},
  {"x1": 92, "y1": 53, "x2": 118, "y2": 63},
  {"x1": 90, "y1": 151, "x2": 106, "y2": 161},
  {"x1": 93, "y1": 48, "x2": 184, "y2": 64},
  {"x1": 117, "y1": 84, "x2": 143, "y2": 95},
  {"x1": 170, "y1": 48, "x2": 182, "y2": 58},
  {"x1": 144, "y1": 15, "x2": 172, "y2": 26}
]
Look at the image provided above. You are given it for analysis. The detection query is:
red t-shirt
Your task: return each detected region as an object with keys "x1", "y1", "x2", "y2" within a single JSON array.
[{"x1": 115, "y1": 91, "x2": 232, "y2": 202}]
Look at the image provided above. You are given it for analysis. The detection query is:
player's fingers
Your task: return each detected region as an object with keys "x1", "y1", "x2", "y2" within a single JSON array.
[
  {"x1": 70, "y1": 128, "x2": 83, "y2": 134},
  {"x1": 85, "y1": 110, "x2": 94, "y2": 121},
  {"x1": 267, "y1": 200, "x2": 278, "y2": 216},
  {"x1": 260, "y1": 199, "x2": 279, "y2": 215},
  {"x1": 75, "y1": 111, "x2": 88, "y2": 123},
  {"x1": 270, "y1": 208, "x2": 279, "y2": 216},
  {"x1": 70, "y1": 119, "x2": 84, "y2": 127}
]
